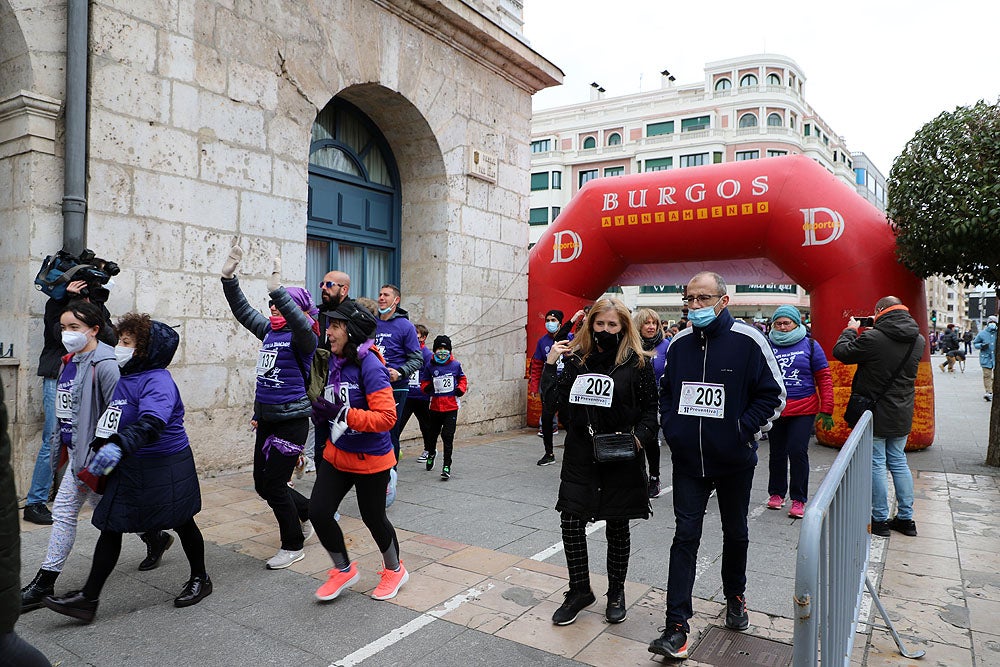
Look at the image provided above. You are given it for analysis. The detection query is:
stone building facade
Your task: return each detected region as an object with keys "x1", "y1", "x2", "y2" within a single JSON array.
[{"x1": 0, "y1": 0, "x2": 560, "y2": 491}]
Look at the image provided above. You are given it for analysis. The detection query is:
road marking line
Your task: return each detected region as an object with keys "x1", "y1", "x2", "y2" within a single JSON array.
[{"x1": 330, "y1": 583, "x2": 494, "y2": 667}]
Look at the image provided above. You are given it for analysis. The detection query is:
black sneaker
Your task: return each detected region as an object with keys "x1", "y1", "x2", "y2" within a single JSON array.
[
  {"x1": 536, "y1": 453, "x2": 556, "y2": 466},
  {"x1": 425, "y1": 452, "x2": 435, "y2": 471},
  {"x1": 605, "y1": 587, "x2": 626, "y2": 624},
  {"x1": 725, "y1": 594, "x2": 749, "y2": 631},
  {"x1": 647, "y1": 476, "x2": 661, "y2": 498},
  {"x1": 551, "y1": 589, "x2": 596, "y2": 625},
  {"x1": 871, "y1": 518, "x2": 891, "y2": 537},
  {"x1": 23, "y1": 503, "x2": 53, "y2": 525},
  {"x1": 888, "y1": 517, "x2": 917, "y2": 537},
  {"x1": 440, "y1": 465, "x2": 450, "y2": 480},
  {"x1": 648, "y1": 624, "x2": 688, "y2": 659}
]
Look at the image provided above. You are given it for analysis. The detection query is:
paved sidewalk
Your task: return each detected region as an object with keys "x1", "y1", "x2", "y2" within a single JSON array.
[{"x1": 14, "y1": 354, "x2": 1000, "y2": 666}]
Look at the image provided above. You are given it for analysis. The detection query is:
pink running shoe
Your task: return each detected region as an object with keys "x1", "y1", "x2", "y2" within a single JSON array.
[
  {"x1": 315, "y1": 562, "x2": 359, "y2": 601},
  {"x1": 767, "y1": 495, "x2": 784, "y2": 510},
  {"x1": 371, "y1": 561, "x2": 409, "y2": 600},
  {"x1": 788, "y1": 500, "x2": 805, "y2": 519}
]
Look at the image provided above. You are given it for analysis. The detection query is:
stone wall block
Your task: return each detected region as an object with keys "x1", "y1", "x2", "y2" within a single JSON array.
[
  {"x1": 201, "y1": 274, "x2": 234, "y2": 319},
  {"x1": 134, "y1": 170, "x2": 239, "y2": 228},
  {"x1": 94, "y1": 0, "x2": 177, "y2": 30},
  {"x1": 184, "y1": 225, "x2": 241, "y2": 275},
  {"x1": 278, "y1": 240, "x2": 307, "y2": 284},
  {"x1": 183, "y1": 318, "x2": 248, "y2": 366},
  {"x1": 132, "y1": 268, "x2": 203, "y2": 318},
  {"x1": 226, "y1": 365, "x2": 256, "y2": 409},
  {"x1": 215, "y1": 8, "x2": 280, "y2": 69},
  {"x1": 170, "y1": 363, "x2": 229, "y2": 412},
  {"x1": 185, "y1": 407, "x2": 254, "y2": 471},
  {"x1": 90, "y1": 108, "x2": 199, "y2": 177},
  {"x1": 238, "y1": 192, "x2": 306, "y2": 241},
  {"x1": 199, "y1": 140, "x2": 271, "y2": 191},
  {"x1": 228, "y1": 60, "x2": 278, "y2": 110},
  {"x1": 193, "y1": 42, "x2": 227, "y2": 94},
  {"x1": 86, "y1": 212, "x2": 183, "y2": 271},
  {"x1": 193, "y1": 91, "x2": 266, "y2": 149},
  {"x1": 91, "y1": 8, "x2": 157, "y2": 71},
  {"x1": 159, "y1": 33, "x2": 196, "y2": 80},
  {"x1": 88, "y1": 161, "x2": 132, "y2": 214},
  {"x1": 266, "y1": 115, "x2": 310, "y2": 162},
  {"x1": 271, "y1": 157, "x2": 307, "y2": 201}
]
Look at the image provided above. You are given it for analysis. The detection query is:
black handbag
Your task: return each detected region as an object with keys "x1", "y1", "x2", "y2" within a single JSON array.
[
  {"x1": 591, "y1": 430, "x2": 637, "y2": 463},
  {"x1": 844, "y1": 337, "x2": 918, "y2": 428}
]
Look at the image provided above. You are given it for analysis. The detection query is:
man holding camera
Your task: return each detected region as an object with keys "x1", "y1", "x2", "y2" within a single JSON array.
[
  {"x1": 24, "y1": 279, "x2": 116, "y2": 525},
  {"x1": 833, "y1": 296, "x2": 923, "y2": 538}
]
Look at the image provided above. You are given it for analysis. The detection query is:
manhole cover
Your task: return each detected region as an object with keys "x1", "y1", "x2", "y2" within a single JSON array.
[{"x1": 688, "y1": 626, "x2": 793, "y2": 667}]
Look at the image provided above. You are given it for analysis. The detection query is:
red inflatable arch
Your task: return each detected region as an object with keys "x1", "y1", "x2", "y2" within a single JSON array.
[{"x1": 527, "y1": 155, "x2": 934, "y2": 449}]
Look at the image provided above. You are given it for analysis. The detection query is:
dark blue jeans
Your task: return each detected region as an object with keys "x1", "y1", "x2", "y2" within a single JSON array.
[{"x1": 666, "y1": 465, "x2": 754, "y2": 632}]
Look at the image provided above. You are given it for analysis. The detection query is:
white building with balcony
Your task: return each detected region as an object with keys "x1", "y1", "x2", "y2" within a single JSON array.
[{"x1": 529, "y1": 54, "x2": 859, "y2": 321}]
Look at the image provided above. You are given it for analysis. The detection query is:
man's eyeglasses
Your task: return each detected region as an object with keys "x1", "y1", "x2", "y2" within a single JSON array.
[
  {"x1": 320, "y1": 281, "x2": 344, "y2": 289},
  {"x1": 682, "y1": 294, "x2": 724, "y2": 305}
]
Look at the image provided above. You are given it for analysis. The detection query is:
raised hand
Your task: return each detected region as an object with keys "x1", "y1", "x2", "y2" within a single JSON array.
[
  {"x1": 221, "y1": 245, "x2": 243, "y2": 279},
  {"x1": 266, "y1": 257, "x2": 282, "y2": 292}
]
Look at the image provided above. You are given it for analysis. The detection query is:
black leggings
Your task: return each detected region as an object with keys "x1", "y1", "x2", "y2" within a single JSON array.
[
  {"x1": 309, "y1": 458, "x2": 398, "y2": 561},
  {"x1": 427, "y1": 409, "x2": 457, "y2": 467},
  {"x1": 82, "y1": 518, "x2": 206, "y2": 599},
  {"x1": 254, "y1": 417, "x2": 310, "y2": 550},
  {"x1": 561, "y1": 513, "x2": 631, "y2": 593}
]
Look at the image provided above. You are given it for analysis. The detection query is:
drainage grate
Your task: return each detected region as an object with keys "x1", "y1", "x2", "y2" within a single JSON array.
[{"x1": 688, "y1": 626, "x2": 794, "y2": 667}]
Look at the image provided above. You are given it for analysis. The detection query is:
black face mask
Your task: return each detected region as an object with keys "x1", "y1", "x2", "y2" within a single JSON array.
[{"x1": 593, "y1": 330, "x2": 622, "y2": 351}]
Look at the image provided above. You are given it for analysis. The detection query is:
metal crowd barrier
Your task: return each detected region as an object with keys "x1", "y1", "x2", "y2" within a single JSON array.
[{"x1": 792, "y1": 411, "x2": 924, "y2": 665}]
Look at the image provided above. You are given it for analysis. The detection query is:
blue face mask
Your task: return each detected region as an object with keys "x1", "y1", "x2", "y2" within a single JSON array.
[
  {"x1": 768, "y1": 325, "x2": 807, "y2": 347},
  {"x1": 378, "y1": 305, "x2": 393, "y2": 315},
  {"x1": 433, "y1": 350, "x2": 450, "y2": 364},
  {"x1": 988, "y1": 323, "x2": 997, "y2": 332},
  {"x1": 545, "y1": 321, "x2": 559, "y2": 334},
  {"x1": 688, "y1": 302, "x2": 720, "y2": 328}
]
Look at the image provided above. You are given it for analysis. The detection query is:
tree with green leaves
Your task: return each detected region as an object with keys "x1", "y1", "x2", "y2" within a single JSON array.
[{"x1": 887, "y1": 98, "x2": 1000, "y2": 466}]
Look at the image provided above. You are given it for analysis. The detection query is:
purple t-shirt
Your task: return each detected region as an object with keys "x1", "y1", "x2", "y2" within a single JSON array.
[
  {"x1": 649, "y1": 338, "x2": 670, "y2": 385},
  {"x1": 374, "y1": 316, "x2": 420, "y2": 388},
  {"x1": 255, "y1": 328, "x2": 311, "y2": 405},
  {"x1": 769, "y1": 337, "x2": 829, "y2": 401},
  {"x1": 100, "y1": 369, "x2": 189, "y2": 457},
  {"x1": 325, "y1": 352, "x2": 393, "y2": 456},
  {"x1": 408, "y1": 346, "x2": 434, "y2": 400}
]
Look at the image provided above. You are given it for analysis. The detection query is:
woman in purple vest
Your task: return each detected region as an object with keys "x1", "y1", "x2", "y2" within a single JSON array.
[
  {"x1": 221, "y1": 247, "x2": 319, "y2": 570},
  {"x1": 43, "y1": 314, "x2": 209, "y2": 623}
]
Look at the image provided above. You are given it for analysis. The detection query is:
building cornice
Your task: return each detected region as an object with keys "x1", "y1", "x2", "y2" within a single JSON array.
[
  {"x1": 0, "y1": 90, "x2": 62, "y2": 159},
  {"x1": 374, "y1": 0, "x2": 563, "y2": 93}
]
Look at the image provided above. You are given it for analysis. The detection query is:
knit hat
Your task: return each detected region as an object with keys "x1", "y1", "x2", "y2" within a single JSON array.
[
  {"x1": 327, "y1": 298, "x2": 377, "y2": 345},
  {"x1": 432, "y1": 335, "x2": 452, "y2": 352},
  {"x1": 988, "y1": 315, "x2": 998, "y2": 324},
  {"x1": 771, "y1": 305, "x2": 802, "y2": 326},
  {"x1": 545, "y1": 309, "x2": 564, "y2": 323}
]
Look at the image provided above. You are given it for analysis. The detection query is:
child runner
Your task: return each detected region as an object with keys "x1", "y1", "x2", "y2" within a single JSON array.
[{"x1": 420, "y1": 336, "x2": 467, "y2": 479}]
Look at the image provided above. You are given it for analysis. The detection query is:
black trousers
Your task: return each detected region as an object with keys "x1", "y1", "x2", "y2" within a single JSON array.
[
  {"x1": 427, "y1": 409, "x2": 457, "y2": 467},
  {"x1": 309, "y1": 458, "x2": 398, "y2": 561},
  {"x1": 561, "y1": 513, "x2": 631, "y2": 593},
  {"x1": 254, "y1": 417, "x2": 310, "y2": 551}
]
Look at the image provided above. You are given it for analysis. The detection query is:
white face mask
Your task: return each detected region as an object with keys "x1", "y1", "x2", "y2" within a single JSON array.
[
  {"x1": 115, "y1": 346, "x2": 134, "y2": 367},
  {"x1": 61, "y1": 331, "x2": 89, "y2": 354}
]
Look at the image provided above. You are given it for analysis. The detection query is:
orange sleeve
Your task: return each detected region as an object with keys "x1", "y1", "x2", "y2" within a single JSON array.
[{"x1": 345, "y1": 385, "x2": 398, "y2": 433}]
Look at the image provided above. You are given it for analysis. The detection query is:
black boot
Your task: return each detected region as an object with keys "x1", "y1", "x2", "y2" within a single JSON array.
[
  {"x1": 42, "y1": 590, "x2": 98, "y2": 624},
  {"x1": 139, "y1": 531, "x2": 174, "y2": 571},
  {"x1": 605, "y1": 586, "x2": 627, "y2": 624},
  {"x1": 21, "y1": 569, "x2": 59, "y2": 612}
]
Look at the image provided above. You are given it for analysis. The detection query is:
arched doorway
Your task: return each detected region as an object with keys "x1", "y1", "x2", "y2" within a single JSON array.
[
  {"x1": 526, "y1": 155, "x2": 935, "y2": 448},
  {"x1": 307, "y1": 98, "x2": 401, "y2": 300}
]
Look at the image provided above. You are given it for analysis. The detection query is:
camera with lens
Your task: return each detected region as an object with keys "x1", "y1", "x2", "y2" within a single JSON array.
[{"x1": 34, "y1": 249, "x2": 120, "y2": 303}]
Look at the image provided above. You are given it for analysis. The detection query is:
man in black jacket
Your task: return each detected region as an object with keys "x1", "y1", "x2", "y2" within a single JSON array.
[
  {"x1": 24, "y1": 281, "x2": 116, "y2": 525},
  {"x1": 937, "y1": 324, "x2": 961, "y2": 373},
  {"x1": 833, "y1": 296, "x2": 924, "y2": 538}
]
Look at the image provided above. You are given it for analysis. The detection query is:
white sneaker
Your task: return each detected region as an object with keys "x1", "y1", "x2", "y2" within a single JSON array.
[
  {"x1": 416, "y1": 451, "x2": 429, "y2": 463},
  {"x1": 301, "y1": 520, "x2": 314, "y2": 543},
  {"x1": 304, "y1": 456, "x2": 316, "y2": 473},
  {"x1": 266, "y1": 549, "x2": 304, "y2": 570},
  {"x1": 385, "y1": 468, "x2": 398, "y2": 508},
  {"x1": 986, "y1": 393, "x2": 993, "y2": 402}
]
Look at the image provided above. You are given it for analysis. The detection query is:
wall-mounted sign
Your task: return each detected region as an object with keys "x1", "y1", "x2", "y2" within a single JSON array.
[{"x1": 468, "y1": 148, "x2": 498, "y2": 184}]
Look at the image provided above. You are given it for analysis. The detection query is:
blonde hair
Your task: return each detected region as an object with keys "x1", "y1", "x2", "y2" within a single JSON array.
[
  {"x1": 570, "y1": 297, "x2": 649, "y2": 367},
  {"x1": 632, "y1": 308, "x2": 661, "y2": 332}
]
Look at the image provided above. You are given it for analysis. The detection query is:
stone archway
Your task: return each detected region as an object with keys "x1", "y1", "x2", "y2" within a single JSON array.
[{"x1": 527, "y1": 155, "x2": 934, "y2": 448}]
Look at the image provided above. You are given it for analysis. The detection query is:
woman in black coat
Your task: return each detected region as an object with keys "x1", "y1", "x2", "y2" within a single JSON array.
[{"x1": 541, "y1": 297, "x2": 657, "y2": 626}]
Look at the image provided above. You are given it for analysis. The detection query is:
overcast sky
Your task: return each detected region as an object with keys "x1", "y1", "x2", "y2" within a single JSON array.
[{"x1": 523, "y1": 1, "x2": 1000, "y2": 177}]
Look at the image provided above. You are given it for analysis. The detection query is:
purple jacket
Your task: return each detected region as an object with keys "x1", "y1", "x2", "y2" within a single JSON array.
[
  {"x1": 106, "y1": 369, "x2": 189, "y2": 457},
  {"x1": 327, "y1": 352, "x2": 394, "y2": 456}
]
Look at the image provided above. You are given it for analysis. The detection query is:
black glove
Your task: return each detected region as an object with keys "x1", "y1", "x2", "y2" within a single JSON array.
[{"x1": 89, "y1": 436, "x2": 109, "y2": 452}]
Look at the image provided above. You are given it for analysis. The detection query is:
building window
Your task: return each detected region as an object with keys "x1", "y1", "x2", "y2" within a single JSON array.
[
  {"x1": 822, "y1": 134, "x2": 829, "y2": 146},
  {"x1": 552, "y1": 171, "x2": 562, "y2": 189},
  {"x1": 767, "y1": 73, "x2": 782, "y2": 86},
  {"x1": 582, "y1": 136, "x2": 596, "y2": 149},
  {"x1": 644, "y1": 157, "x2": 672, "y2": 171},
  {"x1": 531, "y1": 139, "x2": 550, "y2": 153},
  {"x1": 739, "y1": 73, "x2": 758, "y2": 87},
  {"x1": 715, "y1": 78, "x2": 732, "y2": 91},
  {"x1": 530, "y1": 172, "x2": 549, "y2": 191},
  {"x1": 738, "y1": 113, "x2": 757, "y2": 128},
  {"x1": 579, "y1": 169, "x2": 598, "y2": 187},
  {"x1": 767, "y1": 113, "x2": 783, "y2": 127},
  {"x1": 735, "y1": 150, "x2": 759, "y2": 161},
  {"x1": 607, "y1": 132, "x2": 622, "y2": 146},
  {"x1": 552, "y1": 207, "x2": 560, "y2": 220},
  {"x1": 713, "y1": 151, "x2": 723, "y2": 164},
  {"x1": 680, "y1": 153, "x2": 707, "y2": 168},
  {"x1": 604, "y1": 166, "x2": 624, "y2": 177},
  {"x1": 804, "y1": 123, "x2": 811, "y2": 137},
  {"x1": 680, "y1": 115, "x2": 710, "y2": 132},
  {"x1": 767, "y1": 150, "x2": 788, "y2": 158},
  {"x1": 529, "y1": 207, "x2": 548, "y2": 225},
  {"x1": 647, "y1": 121, "x2": 674, "y2": 136}
]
